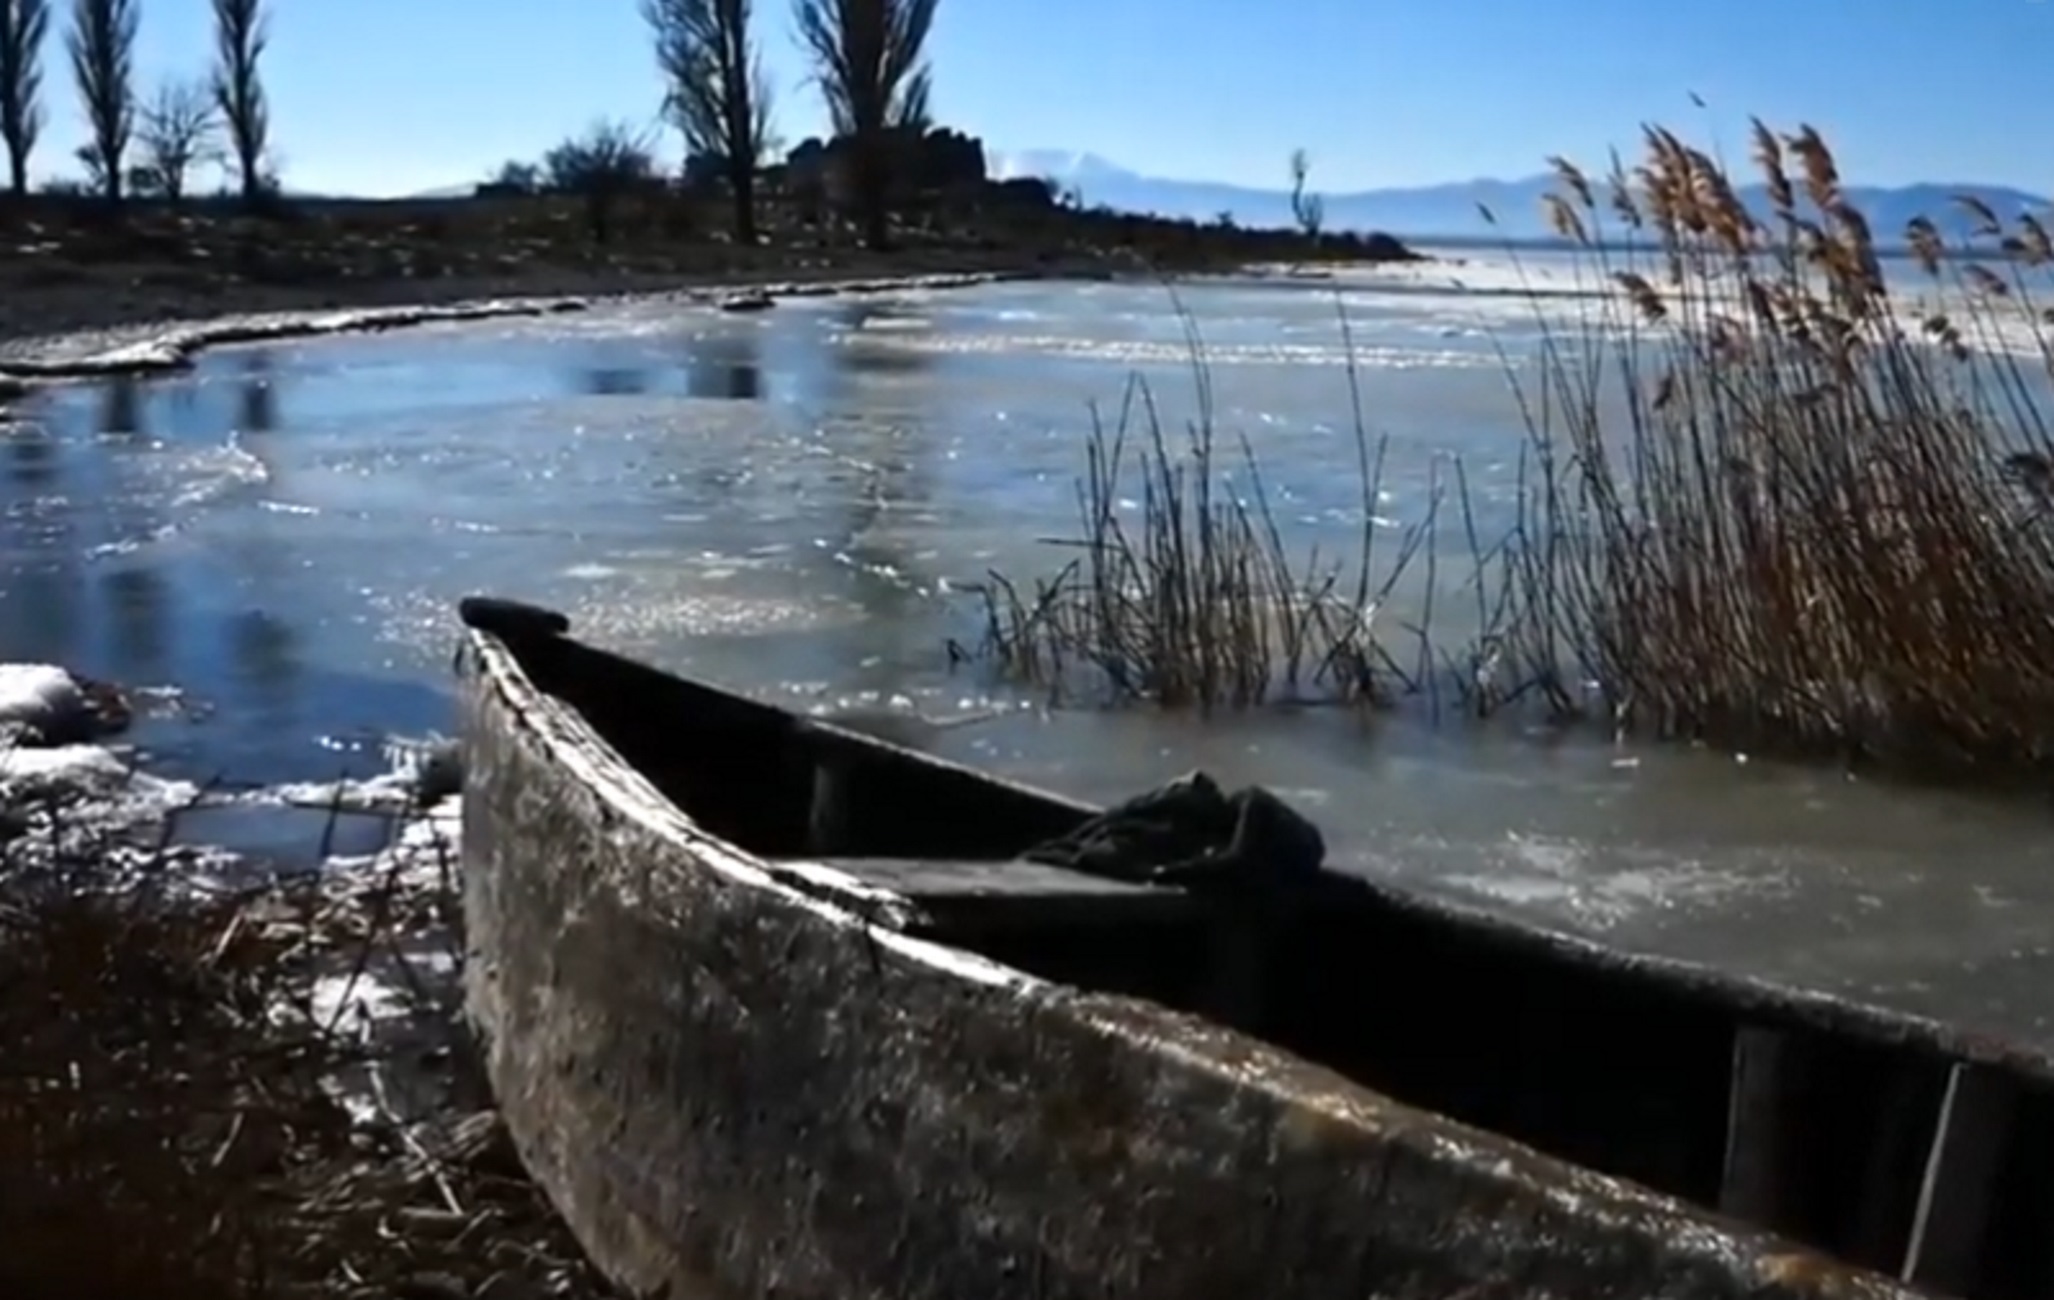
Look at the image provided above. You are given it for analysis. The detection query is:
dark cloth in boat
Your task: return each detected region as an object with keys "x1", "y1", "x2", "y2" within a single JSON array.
[{"x1": 1023, "y1": 770, "x2": 1324, "y2": 889}]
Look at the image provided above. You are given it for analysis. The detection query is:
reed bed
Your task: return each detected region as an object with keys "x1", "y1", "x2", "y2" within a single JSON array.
[
  {"x1": 0, "y1": 772, "x2": 618, "y2": 1299},
  {"x1": 972, "y1": 349, "x2": 1434, "y2": 711},
  {"x1": 971, "y1": 307, "x2": 1546, "y2": 716},
  {"x1": 979, "y1": 121, "x2": 2054, "y2": 783},
  {"x1": 1504, "y1": 120, "x2": 2054, "y2": 775}
]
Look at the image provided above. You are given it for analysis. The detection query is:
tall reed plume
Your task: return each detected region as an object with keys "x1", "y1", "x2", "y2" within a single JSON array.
[{"x1": 1505, "y1": 119, "x2": 2054, "y2": 776}]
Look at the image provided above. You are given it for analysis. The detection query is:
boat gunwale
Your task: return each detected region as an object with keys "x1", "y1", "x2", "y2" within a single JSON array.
[
  {"x1": 460, "y1": 628, "x2": 1043, "y2": 992},
  {"x1": 459, "y1": 622, "x2": 1928, "y2": 1300}
]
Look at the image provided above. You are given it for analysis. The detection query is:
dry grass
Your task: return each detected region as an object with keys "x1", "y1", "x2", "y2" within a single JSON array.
[
  {"x1": 0, "y1": 773, "x2": 619, "y2": 1299},
  {"x1": 971, "y1": 309, "x2": 1528, "y2": 714},
  {"x1": 1498, "y1": 120, "x2": 2054, "y2": 775}
]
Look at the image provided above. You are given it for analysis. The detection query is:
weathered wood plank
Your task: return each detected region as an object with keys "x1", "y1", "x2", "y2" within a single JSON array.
[
  {"x1": 1901, "y1": 1062, "x2": 2015, "y2": 1293},
  {"x1": 807, "y1": 856, "x2": 1175, "y2": 900}
]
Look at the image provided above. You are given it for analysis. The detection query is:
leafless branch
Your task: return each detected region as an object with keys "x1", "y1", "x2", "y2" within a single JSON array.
[
  {"x1": 136, "y1": 77, "x2": 218, "y2": 201},
  {"x1": 541, "y1": 119, "x2": 659, "y2": 244}
]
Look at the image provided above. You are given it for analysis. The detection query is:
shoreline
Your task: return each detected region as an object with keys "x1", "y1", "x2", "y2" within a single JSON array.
[
  {"x1": 0, "y1": 257, "x2": 1081, "y2": 388},
  {"x1": 0, "y1": 245, "x2": 1430, "y2": 392}
]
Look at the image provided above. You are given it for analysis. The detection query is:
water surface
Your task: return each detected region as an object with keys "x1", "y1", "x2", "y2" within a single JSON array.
[{"x1": 9, "y1": 254, "x2": 2054, "y2": 1046}]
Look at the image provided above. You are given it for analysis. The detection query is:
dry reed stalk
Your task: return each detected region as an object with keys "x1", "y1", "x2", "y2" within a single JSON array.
[
  {"x1": 970, "y1": 325, "x2": 1529, "y2": 712},
  {"x1": 1503, "y1": 118, "x2": 2054, "y2": 776}
]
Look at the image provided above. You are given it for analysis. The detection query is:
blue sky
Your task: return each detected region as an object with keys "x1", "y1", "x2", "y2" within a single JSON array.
[{"x1": 27, "y1": 0, "x2": 2054, "y2": 197}]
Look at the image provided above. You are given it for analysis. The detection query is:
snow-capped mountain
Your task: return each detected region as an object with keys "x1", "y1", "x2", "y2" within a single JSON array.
[{"x1": 983, "y1": 149, "x2": 2052, "y2": 245}]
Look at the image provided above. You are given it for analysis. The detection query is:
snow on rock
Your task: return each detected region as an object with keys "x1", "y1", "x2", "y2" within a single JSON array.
[
  {"x1": 0, "y1": 662, "x2": 131, "y2": 745},
  {"x1": 224, "y1": 732, "x2": 464, "y2": 820},
  {"x1": 0, "y1": 740, "x2": 125, "y2": 789},
  {"x1": 252, "y1": 774, "x2": 423, "y2": 817},
  {"x1": 0, "y1": 741, "x2": 207, "y2": 889},
  {"x1": 0, "y1": 706, "x2": 454, "y2": 898},
  {"x1": 0, "y1": 741, "x2": 197, "y2": 811},
  {"x1": 0, "y1": 664, "x2": 92, "y2": 740}
]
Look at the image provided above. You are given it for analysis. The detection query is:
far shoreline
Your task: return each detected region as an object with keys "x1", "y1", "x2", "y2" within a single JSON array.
[
  {"x1": 0, "y1": 184, "x2": 1425, "y2": 389},
  {"x1": 0, "y1": 251, "x2": 1426, "y2": 392},
  {"x1": 0, "y1": 256, "x2": 1078, "y2": 385}
]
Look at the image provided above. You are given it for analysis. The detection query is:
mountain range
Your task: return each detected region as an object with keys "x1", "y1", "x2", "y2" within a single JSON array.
[{"x1": 987, "y1": 149, "x2": 2051, "y2": 246}]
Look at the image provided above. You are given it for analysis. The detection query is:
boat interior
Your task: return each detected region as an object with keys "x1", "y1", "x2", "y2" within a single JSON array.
[{"x1": 492, "y1": 623, "x2": 2054, "y2": 1300}]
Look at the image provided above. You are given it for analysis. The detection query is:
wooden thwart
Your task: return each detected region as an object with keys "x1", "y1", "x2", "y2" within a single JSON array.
[
  {"x1": 799, "y1": 856, "x2": 1203, "y2": 930},
  {"x1": 1901, "y1": 1063, "x2": 2016, "y2": 1294},
  {"x1": 805, "y1": 855, "x2": 1283, "y2": 1037},
  {"x1": 1720, "y1": 1023, "x2": 2019, "y2": 1295}
]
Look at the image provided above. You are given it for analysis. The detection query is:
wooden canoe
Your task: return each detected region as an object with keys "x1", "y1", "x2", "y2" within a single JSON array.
[{"x1": 457, "y1": 596, "x2": 1986, "y2": 1300}]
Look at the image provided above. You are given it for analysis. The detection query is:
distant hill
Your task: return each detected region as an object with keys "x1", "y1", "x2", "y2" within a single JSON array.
[{"x1": 987, "y1": 150, "x2": 2051, "y2": 246}]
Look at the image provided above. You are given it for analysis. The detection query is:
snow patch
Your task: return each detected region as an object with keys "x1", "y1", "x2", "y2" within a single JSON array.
[{"x1": 0, "y1": 663, "x2": 93, "y2": 736}]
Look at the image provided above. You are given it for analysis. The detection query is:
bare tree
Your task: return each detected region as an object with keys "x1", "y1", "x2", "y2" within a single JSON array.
[
  {"x1": 0, "y1": 0, "x2": 49, "y2": 197},
  {"x1": 66, "y1": 0, "x2": 136, "y2": 202},
  {"x1": 1288, "y1": 148, "x2": 1324, "y2": 240},
  {"x1": 210, "y1": 0, "x2": 269, "y2": 205},
  {"x1": 543, "y1": 119, "x2": 659, "y2": 244},
  {"x1": 644, "y1": 0, "x2": 771, "y2": 246},
  {"x1": 135, "y1": 78, "x2": 217, "y2": 200},
  {"x1": 793, "y1": 0, "x2": 938, "y2": 249}
]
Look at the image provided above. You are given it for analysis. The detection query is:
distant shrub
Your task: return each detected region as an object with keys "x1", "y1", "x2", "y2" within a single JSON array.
[
  {"x1": 482, "y1": 159, "x2": 540, "y2": 195},
  {"x1": 542, "y1": 119, "x2": 659, "y2": 243}
]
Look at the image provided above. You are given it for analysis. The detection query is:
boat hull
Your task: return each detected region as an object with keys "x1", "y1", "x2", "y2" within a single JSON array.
[{"x1": 459, "y1": 626, "x2": 1912, "y2": 1300}]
